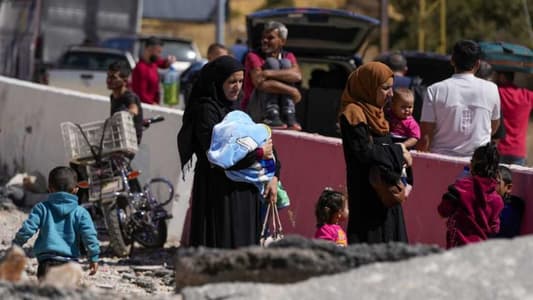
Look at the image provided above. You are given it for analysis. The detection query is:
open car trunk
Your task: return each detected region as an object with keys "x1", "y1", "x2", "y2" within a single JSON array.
[
  {"x1": 246, "y1": 8, "x2": 379, "y2": 137},
  {"x1": 246, "y1": 8, "x2": 379, "y2": 59}
]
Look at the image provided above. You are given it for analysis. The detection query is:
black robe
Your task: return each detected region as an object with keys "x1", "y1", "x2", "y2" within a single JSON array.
[
  {"x1": 178, "y1": 56, "x2": 281, "y2": 248},
  {"x1": 184, "y1": 96, "x2": 280, "y2": 248},
  {"x1": 339, "y1": 115, "x2": 408, "y2": 244}
]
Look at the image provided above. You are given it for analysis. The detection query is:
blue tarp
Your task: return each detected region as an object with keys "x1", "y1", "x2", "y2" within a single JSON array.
[{"x1": 479, "y1": 41, "x2": 533, "y2": 74}]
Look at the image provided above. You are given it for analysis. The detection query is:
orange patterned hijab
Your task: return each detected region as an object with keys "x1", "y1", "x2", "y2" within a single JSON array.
[{"x1": 339, "y1": 62, "x2": 393, "y2": 136}]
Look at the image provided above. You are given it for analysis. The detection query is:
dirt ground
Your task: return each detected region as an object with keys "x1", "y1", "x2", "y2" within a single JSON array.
[{"x1": 0, "y1": 206, "x2": 180, "y2": 297}]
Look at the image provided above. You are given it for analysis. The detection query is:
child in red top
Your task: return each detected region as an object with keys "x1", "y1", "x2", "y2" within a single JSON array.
[
  {"x1": 438, "y1": 143, "x2": 504, "y2": 249},
  {"x1": 314, "y1": 189, "x2": 348, "y2": 247}
]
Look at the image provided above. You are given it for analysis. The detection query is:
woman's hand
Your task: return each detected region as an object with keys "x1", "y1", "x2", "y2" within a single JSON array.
[
  {"x1": 262, "y1": 139, "x2": 273, "y2": 159},
  {"x1": 264, "y1": 176, "x2": 278, "y2": 204},
  {"x1": 396, "y1": 143, "x2": 412, "y2": 167},
  {"x1": 403, "y1": 149, "x2": 413, "y2": 167}
]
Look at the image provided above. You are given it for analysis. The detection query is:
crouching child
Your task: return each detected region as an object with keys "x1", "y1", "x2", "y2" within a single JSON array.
[{"x1": 12, "y1": 166, "x2": 100, "y2": 280}]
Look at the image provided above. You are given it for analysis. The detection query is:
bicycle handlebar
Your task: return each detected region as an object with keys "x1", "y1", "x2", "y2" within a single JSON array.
[{"x1": 143, "y1": 115, "x2": 165, "y2": 128}]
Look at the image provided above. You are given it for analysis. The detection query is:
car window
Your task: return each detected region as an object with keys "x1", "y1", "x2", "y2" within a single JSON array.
[
  {"x1": 59, "y1": 52, "x2": 130, "y2": 71},
  {"x1": 161, "y1": 42, "x2": 198, "y2": 62},
  {"x1": 100, "y1": 38, "x2": 135, "y2": 53},
  {"x1": 300, "y1": 62, "x2": 349, "y2": 89}
]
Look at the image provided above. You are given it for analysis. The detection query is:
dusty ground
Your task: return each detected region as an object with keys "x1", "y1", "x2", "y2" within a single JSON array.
[{"x1": 0, "y1": 204, "x2": 180, "y2": 298}]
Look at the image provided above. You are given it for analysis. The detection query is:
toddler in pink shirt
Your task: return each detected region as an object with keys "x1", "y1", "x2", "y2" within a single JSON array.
[
  {"x1": 387, "y1": 88, "x2": 420, "y2": 149},
  {"x1": 314, "y1": 188, "x2": 348, "y2": 247},
  {"x1": 387, "y1": 88, "x2": 420, "y2": 196}
]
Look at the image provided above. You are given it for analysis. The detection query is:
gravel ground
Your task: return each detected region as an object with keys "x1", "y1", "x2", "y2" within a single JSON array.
[{"x1": 0, "y1": 201, "x2": 181, "y2": 298}]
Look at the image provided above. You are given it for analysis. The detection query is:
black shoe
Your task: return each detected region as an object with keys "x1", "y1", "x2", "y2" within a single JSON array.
[
  {"x1": 264, "y1": 107, "x2": 286, "y2": 128},
  {"x1": 263, "y1": 118, "x2": 287, "y2": 129},
  {"x1": 284, "y1": 112, "x2": 298, "y2": 126}
]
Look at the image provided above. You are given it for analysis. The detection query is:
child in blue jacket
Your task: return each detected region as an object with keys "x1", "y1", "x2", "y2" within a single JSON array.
[
  {"x1": 491, "y1": 165, "x2": 525, "y2": 238},
  {"x1": 13, "y1": 166, "x2": 100, "y2": 280}
]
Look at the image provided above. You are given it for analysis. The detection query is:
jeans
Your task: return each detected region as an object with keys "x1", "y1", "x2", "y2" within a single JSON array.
[
  {"x1": 256, "y1": 57, "x2": 297, "y2": 126},
  {"x1": 500, "y1": 155, "x2": 526, "y2": 166},
  {"x1": 37, "y1": 259, "x2": 70, "y2": 280}
]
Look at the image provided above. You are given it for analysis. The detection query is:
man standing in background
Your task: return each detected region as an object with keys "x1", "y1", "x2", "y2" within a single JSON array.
[
  {"x1": 384, "y1": 52, "x2": 426, "y2": 122},
  {"x1": 417, "y1": 40, "x2": 500, "y2": 157},
  {"x1": 132, "y1": 36, "x2": 176, "y2": 105},
  {"x1": 180, "y1": 43, "x2": 230, "y2": 106},
  {"x1": 494, "y1": 71, "x2": 533, "y2": 165}
]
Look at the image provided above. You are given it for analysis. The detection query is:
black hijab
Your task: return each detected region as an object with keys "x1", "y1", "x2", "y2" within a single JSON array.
[{"x1": 177, "y1": 56, "x2": 245, "y2": 171}]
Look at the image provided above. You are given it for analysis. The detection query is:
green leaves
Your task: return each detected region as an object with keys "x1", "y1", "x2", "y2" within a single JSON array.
[{"x1": 389, "y1": 0, "x2": 533, "y2": 52}]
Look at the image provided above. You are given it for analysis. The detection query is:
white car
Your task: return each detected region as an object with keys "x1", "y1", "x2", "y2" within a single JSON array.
[{"x1": 47, "y1": 46, "x2": 136, "y2": 96}]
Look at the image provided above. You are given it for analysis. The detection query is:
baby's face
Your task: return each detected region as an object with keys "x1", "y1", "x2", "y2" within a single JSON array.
[{"x1": 391, "y1": 96, "x2": 414, "y2": 120}]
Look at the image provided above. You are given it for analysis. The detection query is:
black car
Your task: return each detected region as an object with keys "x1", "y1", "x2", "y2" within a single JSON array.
[{"x1": 377, "y1": 50, "x2": 453, "y2": 86}]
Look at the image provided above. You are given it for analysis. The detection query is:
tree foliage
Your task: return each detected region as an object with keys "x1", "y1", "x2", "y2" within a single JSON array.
[
  {"x1": 389, "y1": 0, "x2": 533, "y2": 52},
  {"x1": 259, "y1": 0, "x2": 296, "y2": 10}
]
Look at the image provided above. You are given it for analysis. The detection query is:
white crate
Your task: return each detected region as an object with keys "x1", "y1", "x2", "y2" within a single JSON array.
[
  {"x1": 88, "y1": 176, "x2": 124, "y2": 202},
  {"x1": 82, "y1": 161, "x2": 121, "y2": 202},
  {"x1": 61, "y1": 111, "x2": 138, "y2": 162}
]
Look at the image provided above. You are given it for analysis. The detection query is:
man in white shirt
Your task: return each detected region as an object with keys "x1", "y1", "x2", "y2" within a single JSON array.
[{"x1": 417, "y1": 40, "x2": 500, "y2": 157}]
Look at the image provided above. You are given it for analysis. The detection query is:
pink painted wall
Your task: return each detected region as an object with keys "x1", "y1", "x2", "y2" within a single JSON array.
[{"x1": 273, "y1": 130, "x2": 533, "y2": 248}]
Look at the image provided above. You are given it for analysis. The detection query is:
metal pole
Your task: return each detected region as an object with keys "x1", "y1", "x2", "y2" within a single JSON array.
[
  {"x1": 216, "y1": 0, "x2": 226, "y2": 44},
  {"x1": 133, "y1": 0, "x2": 143, "y2": 34},
  {"x1": 418, "y1": 0, "x2": 426, "y2": 52},
  {"x1": 522, "y1": 0, "x2": 533, "y2": 43},
  {"x1": 439, "y1": 0, "x2": 446, "y2": 54},
  {"x1": 380, "y1": 0, "x2": 389, "y2": 52},
  {"x1": 84, "y1": 0, "x2": 99, "y2": 43}
]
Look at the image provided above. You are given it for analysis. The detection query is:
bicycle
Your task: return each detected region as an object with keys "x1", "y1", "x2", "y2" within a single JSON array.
[{"x1": 62, "y1": 112, "x2": 174, "y2": 257}]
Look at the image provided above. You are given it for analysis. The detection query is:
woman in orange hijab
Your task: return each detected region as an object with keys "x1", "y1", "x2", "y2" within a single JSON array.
[{"x1": 339, "y1": 61, "x2": 412, "y2": 244}]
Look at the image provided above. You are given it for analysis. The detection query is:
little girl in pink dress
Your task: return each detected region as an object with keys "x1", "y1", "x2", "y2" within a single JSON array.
[{"x1": 314, "y1": 188, "x2": 349, "y2": 247}]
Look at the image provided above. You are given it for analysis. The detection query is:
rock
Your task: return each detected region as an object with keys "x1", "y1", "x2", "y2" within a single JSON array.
[
  {"x1": 133, "y1": 276, "x2": 156, "y2": 293},
  {"x1": 0, "y1": 198, "x2": 16, "y2": 211},
  {"x1": 132, "y1": 265, "x2": 167, "y2": 272},
  {"x1": 41, "y1": 262, "x2": 84, "y2": 289},
  {"x1": 153, "y1": 268, "x2": 174, "y2": 278},
  {"x1": 162, "y1": 275, "x2": 175, "y2": 286},
  {"x1": 182, "y1": 236, "x2": 533, "y2": 300},
  {"x1": 0, "y1": 245, "x2": 27, "y2": 283},
  {"x1": 0, "y1": 280, "x2": 115, "y2": 299},
  {"x1": 96, "y1": 283, "x2": 115, "y2": 289},
  {"x1": 175, "y1": 235, "x2": 441, "y2": 291},
  {"x1": 122, "y1": 273, "x2": 137, "y2": 281}
]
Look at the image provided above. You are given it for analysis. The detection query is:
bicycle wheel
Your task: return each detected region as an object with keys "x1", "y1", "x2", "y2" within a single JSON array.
[{"x1": 143, "y1": 177, "x2": 174, "y2": 207}]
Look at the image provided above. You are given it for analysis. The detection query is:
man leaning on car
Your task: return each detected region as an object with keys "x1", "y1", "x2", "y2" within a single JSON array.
[{"x1": 131, "y1": 36, "x2": 176, "y2": 105}]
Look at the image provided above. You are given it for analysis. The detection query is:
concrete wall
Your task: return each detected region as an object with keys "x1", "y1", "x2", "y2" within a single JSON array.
[
  {"x1": 0, "y1": 76, "x2": 190, "y2": 244},
  {"x1": 272, "y1": 130, "x2": 533, "y2": 248},
  {"x1": 2, "y1": 76, "x2": 533, "y2": 248}
]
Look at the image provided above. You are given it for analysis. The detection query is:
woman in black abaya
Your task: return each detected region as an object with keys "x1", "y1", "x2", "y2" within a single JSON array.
[
  {"x1": 339, "y1": 62, "x2": 412, "y2": 244},
  {"x1": 178, "y1": 56, "x2": 279, "y2": 248}
]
